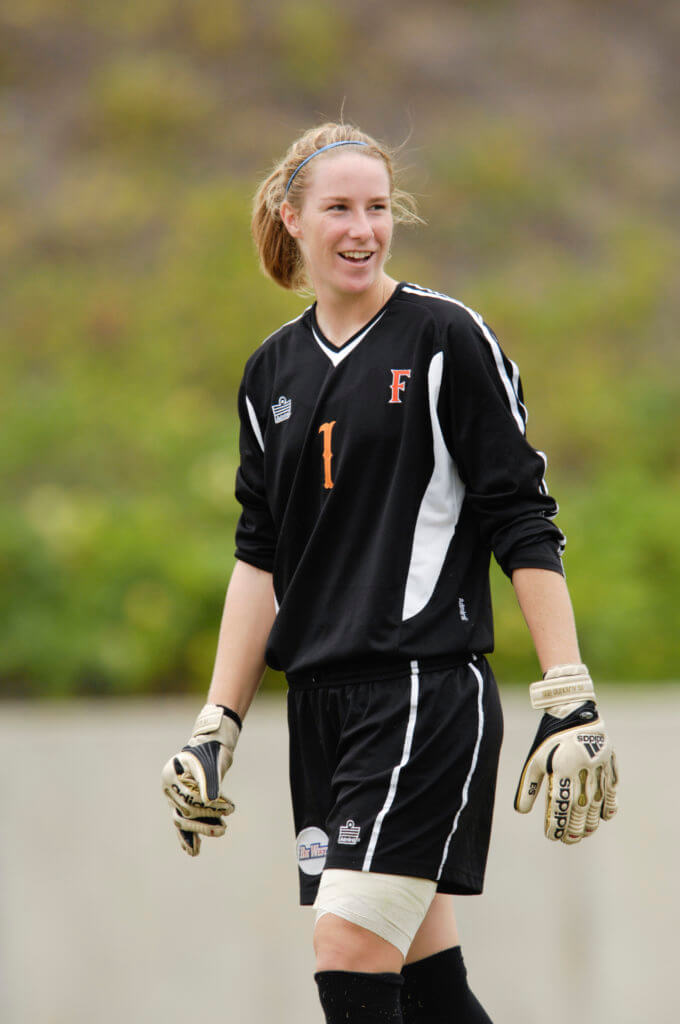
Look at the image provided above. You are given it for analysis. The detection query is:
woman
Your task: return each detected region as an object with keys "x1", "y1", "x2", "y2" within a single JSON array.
[{"x1": 162, "y1": 122, "x2": 618, "y2": 1024}]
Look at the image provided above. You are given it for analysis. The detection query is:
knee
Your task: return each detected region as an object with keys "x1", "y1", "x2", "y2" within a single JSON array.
[
  {"x1": 314, "y1": 913, "x2": 402, "y2": 972},
  {"x1": 312, "y1": 869, "x2": 436, "y2": 972}
]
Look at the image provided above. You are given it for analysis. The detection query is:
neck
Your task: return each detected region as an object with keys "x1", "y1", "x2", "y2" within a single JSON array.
[{"x1": 315, "y1": 275, "x2": 398, "y2": 347}]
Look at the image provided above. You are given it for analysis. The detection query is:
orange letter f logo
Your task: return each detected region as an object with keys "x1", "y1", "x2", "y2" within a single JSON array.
[{"x1": 389, "y1": 369, "x2": 412, "y2": 404}]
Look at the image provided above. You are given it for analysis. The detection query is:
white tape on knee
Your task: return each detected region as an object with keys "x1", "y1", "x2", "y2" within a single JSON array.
[{"x1": 314, "y1": 869, "x2": 436, "y2": 957}]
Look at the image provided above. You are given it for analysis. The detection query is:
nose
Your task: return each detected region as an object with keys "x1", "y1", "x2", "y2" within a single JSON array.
[{"x1": 347, "y1": 209, "x2": 372, "y2": 240}]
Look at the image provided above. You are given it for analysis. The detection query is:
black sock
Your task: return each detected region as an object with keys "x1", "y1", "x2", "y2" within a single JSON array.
[
  {"x1": 401, "y1": 946, "x2": 492, "y2": 1023},
  {"x1": 315, "y1": 970, "x2": 404, "y2": 1023}
]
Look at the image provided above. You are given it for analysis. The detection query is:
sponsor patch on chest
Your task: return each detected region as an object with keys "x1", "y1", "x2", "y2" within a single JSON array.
[{"x1": 272, "y1": 395, "x2": 292, "y2": 423}]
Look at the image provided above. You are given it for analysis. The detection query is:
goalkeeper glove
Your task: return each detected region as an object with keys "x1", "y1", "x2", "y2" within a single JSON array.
[
  {"x1": 514, "y1": 664, "x2": 618, "y2": 844},
  {"x1": 161, "y1": 703, "x2": 241, "y2": 856}
]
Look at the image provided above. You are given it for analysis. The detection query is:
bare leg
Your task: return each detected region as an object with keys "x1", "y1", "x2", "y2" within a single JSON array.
[
  {"x1": 401, "y1": 899, "x2": 492, "y2": 1023},
  {"x1": 404, "y1": 894, "x2": 459, "y2": 964},
  {"x1": 314, "y1": 915, "x2": 405, "y2": 1022},
  {"x1": 314, "y1": 912, "x2": 404, "y2": 973}
]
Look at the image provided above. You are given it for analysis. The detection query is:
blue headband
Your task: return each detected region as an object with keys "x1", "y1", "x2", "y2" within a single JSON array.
[{"x1": 284, "y1": 140, "x2": 369, "y2": 196}]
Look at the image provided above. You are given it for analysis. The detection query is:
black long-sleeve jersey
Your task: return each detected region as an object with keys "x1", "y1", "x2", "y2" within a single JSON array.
[{"x1": 234, "y1": 282, "x2": 565, "y2": 679}]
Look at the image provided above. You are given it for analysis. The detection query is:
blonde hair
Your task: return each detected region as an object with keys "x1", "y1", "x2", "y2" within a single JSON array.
[{"x1": 251, "y1": 121, "x2": 421, "y2": 292}]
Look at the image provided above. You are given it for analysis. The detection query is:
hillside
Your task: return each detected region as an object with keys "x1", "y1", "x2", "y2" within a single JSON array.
[{"x1": 1, "y1": 0, "x2": 678, "y2": 693}]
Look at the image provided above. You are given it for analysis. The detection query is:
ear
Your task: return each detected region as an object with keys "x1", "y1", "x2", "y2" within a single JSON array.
[{"x1": 280, "y1": 200, "x2": 303, "y2": 240}]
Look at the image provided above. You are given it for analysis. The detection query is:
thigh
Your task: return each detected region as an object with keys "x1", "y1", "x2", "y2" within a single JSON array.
[{"x1": 404, "y1": 893, "x2": 460, "y2": 964}]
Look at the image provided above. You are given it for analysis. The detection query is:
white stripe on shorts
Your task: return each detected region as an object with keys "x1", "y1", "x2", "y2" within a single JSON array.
[
  {"x1": 436, "y1": 661, "x2": 485, "y2": 880},
  {"x1": 362, "y1": 660, "x2": 420, "y2": 871}
]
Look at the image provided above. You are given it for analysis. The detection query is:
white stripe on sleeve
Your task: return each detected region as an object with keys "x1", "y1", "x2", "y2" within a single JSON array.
[{"x1": 245, "y1": 395, "x2": 265, "y2": 452}]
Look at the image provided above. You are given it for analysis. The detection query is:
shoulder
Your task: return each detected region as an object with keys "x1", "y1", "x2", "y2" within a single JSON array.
[
  {"x1": 398, "y1": 284, "x2": 524, "y2": 413},
  {"x1": 260, "y1": 305, "x2": 312, "y2": 350},
  {"x1": 396, "y1": 282, "x2": 482, "y2": 326},
  {"x1": 241, "y1": 305, "x2": 312, "y2": 384},
  {"x1": 396, "y1": 282, "x2": 501, "y2": 360}
]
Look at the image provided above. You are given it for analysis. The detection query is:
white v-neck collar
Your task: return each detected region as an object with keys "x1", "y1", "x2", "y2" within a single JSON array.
[
  {"x1": 309, "y1": 282, "x2": 403, "y2": 367},
  {"x1": 311, "y1": 311, "x2": 387, "y2": 367}
]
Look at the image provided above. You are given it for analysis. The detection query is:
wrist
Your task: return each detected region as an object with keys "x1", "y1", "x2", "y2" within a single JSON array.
[
  {"x1": 190, "y1": 703, "x2": 241, "y2": 757},
  {"x1": 529, "y1": 664, "x2": 596, "y2": 711},
  {"x1": 216, "y1": 704, "x2": 243, "y2": 731}
]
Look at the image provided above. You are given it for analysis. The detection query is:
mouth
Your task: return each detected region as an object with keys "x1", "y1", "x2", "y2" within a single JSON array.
[{"x1": 338, "y1": 250, "x2": 375, "y2": 265}]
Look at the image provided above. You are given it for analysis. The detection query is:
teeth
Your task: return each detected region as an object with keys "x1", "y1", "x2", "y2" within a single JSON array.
[{"x1": 341, "y1": 251, "x2": 372, "y2": 260}]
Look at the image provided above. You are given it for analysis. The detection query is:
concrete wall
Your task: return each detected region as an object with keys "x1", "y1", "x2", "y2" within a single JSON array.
[{"x1": 1, "y1": 687, "x2": 677, "y2": 1023}]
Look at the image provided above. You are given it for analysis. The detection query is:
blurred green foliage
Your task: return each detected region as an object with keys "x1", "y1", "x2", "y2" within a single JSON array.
[
  {"x1": 89, "y1": 54, "x2": 216, "y2": 151},
  {"x1": 274, "y1": 2, "x2": 349, "y2": 95},
  {"x1": 1, "y1": 2, "x2": 678, "y2": 695}
]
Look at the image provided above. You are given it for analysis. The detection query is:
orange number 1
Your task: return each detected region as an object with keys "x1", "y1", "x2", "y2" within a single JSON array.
[{"x1": 318, "y1": 421, "x2": 336, "y2": 490}]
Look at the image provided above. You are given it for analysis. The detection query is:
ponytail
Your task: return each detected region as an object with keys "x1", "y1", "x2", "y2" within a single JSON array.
[{"x1": 252, "y1": 166, "x2": 305, "y2": 291}]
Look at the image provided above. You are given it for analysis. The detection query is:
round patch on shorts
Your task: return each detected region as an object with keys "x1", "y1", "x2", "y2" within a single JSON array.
[{"x1": 296, "y1": 827, "x2": 328, "y2": 876}]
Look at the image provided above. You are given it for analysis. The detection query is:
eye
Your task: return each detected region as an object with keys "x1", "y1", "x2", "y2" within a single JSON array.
[{"x1": 328, "y1": 203, "x2": 347, "y2": 211}]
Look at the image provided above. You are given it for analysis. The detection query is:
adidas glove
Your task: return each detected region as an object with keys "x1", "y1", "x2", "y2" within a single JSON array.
[
  {"x1": 161, "y1": 703, "x2": 241, "y2": 857},
  {"x1": 514, "y1": 665, "x2": 618, "y2": 844}
]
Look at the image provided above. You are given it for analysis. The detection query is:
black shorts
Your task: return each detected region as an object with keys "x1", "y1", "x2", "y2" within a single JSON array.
[{"x1": 287, "y1": 655, "x2": 504, "y2": 905}]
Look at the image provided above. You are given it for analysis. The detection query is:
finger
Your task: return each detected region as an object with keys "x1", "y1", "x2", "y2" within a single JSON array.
[
  {"x1": 173, "y1": 808, "x2": 227, "y2": 838},
  {"x1": 174, "y1": 749, "x2": 213, "y2": 805},
  {"x1": 544, "y1": 771, "x2": 574, "y2": 842},
  {"x1": 601, "y1": 753, "x2": 619, "y2": 820},
  {"x1": 174, "y1": 821, "x2": 201, "y2": 856},
  {"x1": 162, "y1": 756, "x2": 202, "y2": 810},
  {"x1": 562, "y1": 768, "x2": 594, "y2": 844},
  {"x1": 562, "y1": 828, "x2": 582, "y2": 844},
  {"x1": 177, "y1": 793, "x2": 235, "y2": 820},
  {"x1": 181, "y1": 745, "x2": 223, "y2": 804},
  {"x1": 584, "y1": 765, "x2": 604, "y2": 835},
  {"x1": 164, "y1": 759, "x2": 234, "y2": 817},
  {"x1": 171, "y1": 787, "x2": 233, "y2": 819},
  {"x1": 514, "y1": 753, "x2": 546, "y2": 813},
  {"x1": 163, "y1": 751, "x2": 213, "y2": 807}
]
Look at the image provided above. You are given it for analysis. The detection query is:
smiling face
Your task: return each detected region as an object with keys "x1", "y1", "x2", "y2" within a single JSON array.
[{"x1": 280, "y1": 151, "x2": 394, "y2": 305}]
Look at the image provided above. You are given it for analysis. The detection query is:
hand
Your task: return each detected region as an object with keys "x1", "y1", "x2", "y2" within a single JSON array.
[
  {"x1": 161, "y1": 703, "x2": 241, "y2": 856},
  {"x1": 514, "y1": 665, "x2": 618, "y2": 844}
]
